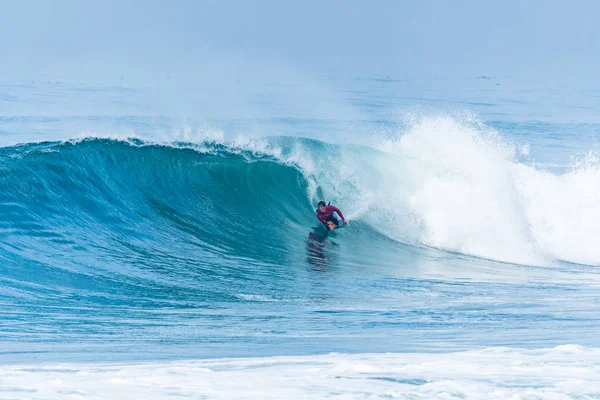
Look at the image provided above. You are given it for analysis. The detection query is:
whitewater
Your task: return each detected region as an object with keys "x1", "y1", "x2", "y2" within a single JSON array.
[{"x1": 2, "y1": 78, "x2": 600, "y2": 399}]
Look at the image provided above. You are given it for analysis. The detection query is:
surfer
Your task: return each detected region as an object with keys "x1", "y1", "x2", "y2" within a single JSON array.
[{"x1": 316, "y1": 201, "x2": 347, "y2": 231}]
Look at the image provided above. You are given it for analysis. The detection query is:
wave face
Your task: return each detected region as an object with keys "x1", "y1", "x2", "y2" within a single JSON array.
[{"x1": 0, "y1": 138, "x2": 321, "y2": 305}]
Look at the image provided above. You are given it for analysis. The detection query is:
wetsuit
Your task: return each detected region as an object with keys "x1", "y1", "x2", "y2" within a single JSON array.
[{"x1": 316, "y1": 205, "x2": 346, "y2": 228}]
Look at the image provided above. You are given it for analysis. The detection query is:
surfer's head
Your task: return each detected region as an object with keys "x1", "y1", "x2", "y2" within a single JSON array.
[{"x1": 317, "y1": 201, "x2": 326, "y2": 213}]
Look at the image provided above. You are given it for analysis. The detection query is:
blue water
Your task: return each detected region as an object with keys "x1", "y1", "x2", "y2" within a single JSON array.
[{"x1": 1, "y1": 76, "x2": 600, "y2": 366}]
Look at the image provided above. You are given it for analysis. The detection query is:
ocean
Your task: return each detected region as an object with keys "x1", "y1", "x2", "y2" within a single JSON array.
[{"x1": 1, "y1": 76, "x2": 600, "y2": 398}]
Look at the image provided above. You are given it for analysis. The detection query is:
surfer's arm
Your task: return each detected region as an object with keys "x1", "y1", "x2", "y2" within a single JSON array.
[
  {"x1": 317, "y1": 213, "x2": 328, "y2": 226},
  {"x1": 331, "y1": 206, "x2": 346, "y2": 222}
]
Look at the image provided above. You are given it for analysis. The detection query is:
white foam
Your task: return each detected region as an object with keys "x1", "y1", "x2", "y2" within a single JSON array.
[
  {"x1": 1, "y1": 345, "x2": 598, "y2": 399},
  {"x1": 376, "y1": 115, "x2": 545, "y2": 264},
  {"x1": 72, "y1": 123, "x2": 226, "y2": 146},
  {"x1": 235, "y1": 294, "x2": 286, "y2": 302},
  {"x1": 382, "y1": 116, "x2": 600, "y2": 266}
]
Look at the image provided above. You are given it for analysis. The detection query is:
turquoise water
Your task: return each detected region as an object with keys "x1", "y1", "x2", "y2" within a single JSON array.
[{"x1": 1, "y1": 77, "x2": 600, "y2": 396}]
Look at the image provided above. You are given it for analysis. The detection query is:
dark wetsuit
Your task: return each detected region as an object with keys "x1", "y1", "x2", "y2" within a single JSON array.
[{"x1": 316, "y1": 205, "x2": 346, "y2": 228}]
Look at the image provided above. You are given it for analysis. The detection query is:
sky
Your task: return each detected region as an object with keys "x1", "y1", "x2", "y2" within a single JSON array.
[{"x1": 1, "y1": 0, "x2": 599, "y2": 85}]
